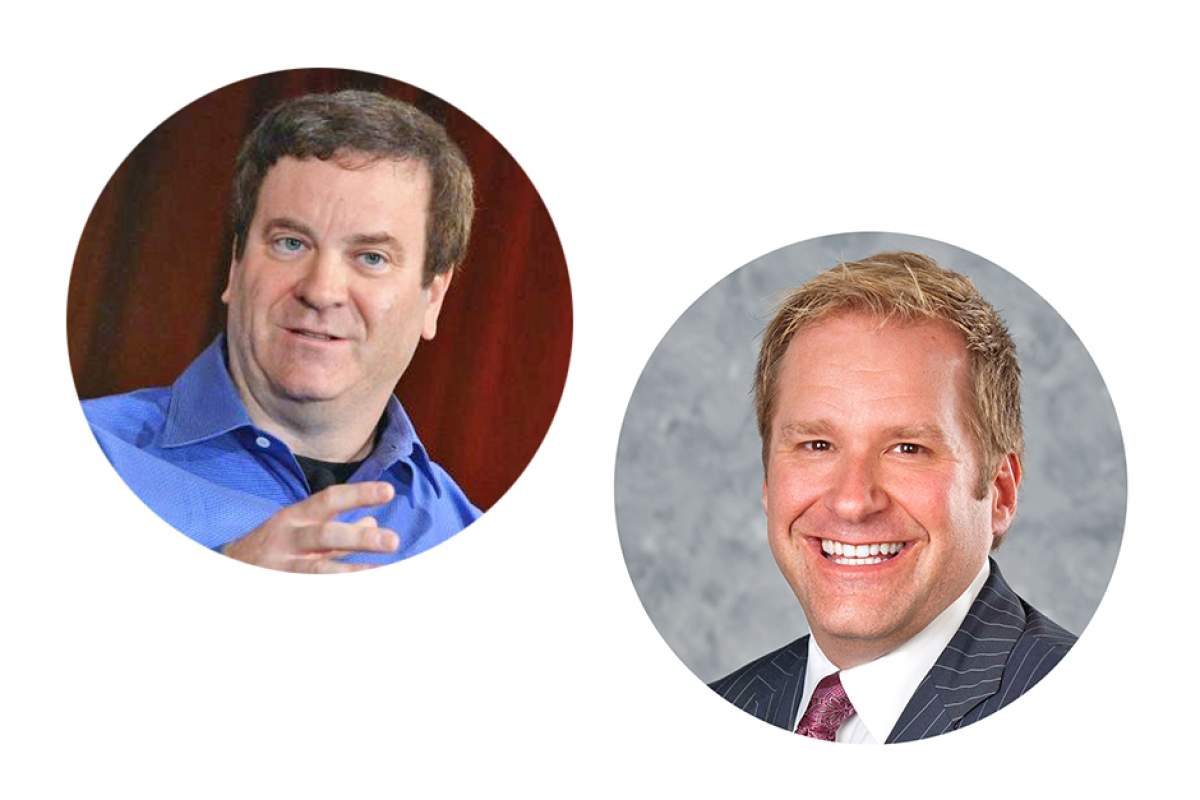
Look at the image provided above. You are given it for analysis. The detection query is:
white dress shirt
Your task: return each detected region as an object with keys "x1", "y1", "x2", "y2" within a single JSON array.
[{"x1": 796, "y1": 559, "x2": 991, "y2": 744}]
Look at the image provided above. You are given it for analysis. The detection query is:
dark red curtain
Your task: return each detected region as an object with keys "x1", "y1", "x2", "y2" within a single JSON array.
[{"x1": 67, "y1": 68, "x2": 573, "y2": 510}]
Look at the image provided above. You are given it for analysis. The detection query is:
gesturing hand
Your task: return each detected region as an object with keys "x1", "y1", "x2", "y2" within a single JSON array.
[{"x1": 222, "y1": 482, "x2": 399, "y2": 573}]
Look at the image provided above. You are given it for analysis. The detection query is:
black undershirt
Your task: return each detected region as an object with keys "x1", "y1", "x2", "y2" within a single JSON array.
[{"x1": 295, "y1": 455, "x2": 365, "y2": 494}]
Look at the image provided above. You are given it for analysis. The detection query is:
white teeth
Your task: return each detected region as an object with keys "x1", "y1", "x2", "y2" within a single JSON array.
[{"x1": 820, "y1": 540, "x2": 904, "y2": 564}]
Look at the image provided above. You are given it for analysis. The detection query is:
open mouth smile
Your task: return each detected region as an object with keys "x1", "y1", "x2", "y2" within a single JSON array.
[{"x1": 817, "y1": 538, "x2": 910, "y2": 566}]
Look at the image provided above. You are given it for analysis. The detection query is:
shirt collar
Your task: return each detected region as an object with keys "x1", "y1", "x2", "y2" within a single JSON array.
[
  {"x1": 161, "y1": 335, "x2": 253, "y2": 447},
  {"x1": 160, "y1": 335, "x2": 439, "y2": 491},
  {"x1": 806, "y1": 558, "x2": 992, "y2": 742},
  {"x1": 363, "y1": 393, "x2": 440, "y2": 494}
]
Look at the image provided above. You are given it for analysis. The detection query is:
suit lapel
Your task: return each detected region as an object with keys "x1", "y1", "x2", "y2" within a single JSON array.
[
  {"x1": 763, "y1": 637, "x2": 810, "y2": 729},
  {"x1": 886, "y1": 560, "x2": 1026, "y2": 743}
]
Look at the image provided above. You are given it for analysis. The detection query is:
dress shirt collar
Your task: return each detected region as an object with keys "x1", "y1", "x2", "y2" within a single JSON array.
[
  {"x1": 802, "y1": 558, "x2": 991, "y2": 743},
  {"x1": 159, "y1": 335, "x2": 438, "y2": 490},
  {"x1": 162, "y1": 335, "x2": 254, "y2": 447}
]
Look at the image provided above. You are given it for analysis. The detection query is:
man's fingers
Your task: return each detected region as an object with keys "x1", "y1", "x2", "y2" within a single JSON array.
[
  {"x1": 296, "y1": 481, "x2": 395, "y2": 521},
  {"x1": 292, "y1": 558, "x2": 375, "y2": 574},
  {"x1": 295, "y1": 521, "x2": 400, "y2": 554}
]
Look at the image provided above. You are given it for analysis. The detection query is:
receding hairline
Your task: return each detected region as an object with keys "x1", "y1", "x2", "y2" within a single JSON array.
[
  {"x1": 765, "y1": 311, "x2": 978, "y2": 451},
  {"x1": 753, "y1": 251, "x2": 1025, "y2": 507}
]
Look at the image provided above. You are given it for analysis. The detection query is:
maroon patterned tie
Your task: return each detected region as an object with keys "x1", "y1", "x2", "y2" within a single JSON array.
[{"x1": 795, "y1": 672, "x2": 856, "y2": 741}]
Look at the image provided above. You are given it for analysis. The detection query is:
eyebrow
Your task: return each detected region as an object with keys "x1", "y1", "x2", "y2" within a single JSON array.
[
  {"x1": 777, "y1": 419, "x2": 950, "y2": 444},
  {"x1": 778, "y1": 419, "x2": 835, "y2": 439},
  {"x1": 883, "y1": 424, "x2": 950, "y2": 444},
  {"x1": 262, "y1": 217, "x2": 318, "y2": 241},
  {"x1": 344, "y1": 231, "x2": 401, "y2": 250}
]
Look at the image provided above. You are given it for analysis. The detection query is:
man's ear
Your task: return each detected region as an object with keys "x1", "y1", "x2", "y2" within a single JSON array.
[
  {"x1": 990, "y1": 452, "x2": 1022, "y2": 545},
  {"x1": 221, "y1": 241, "x2": 239, "y2": 305},
  {"x1": 421, "y1": 268, "x2": 454, "y2": 340},
  {"x1": 761, "y1": 445, "x2": 772, "y2": 512}
]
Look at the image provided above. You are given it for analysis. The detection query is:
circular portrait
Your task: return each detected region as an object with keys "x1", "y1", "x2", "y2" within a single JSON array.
[
  {"x1": 615, "y1": 232, "x2": 1123, "y2": 743},
  {"x1": 69, "y1": 68, "x2": 572, "y2": 573}
]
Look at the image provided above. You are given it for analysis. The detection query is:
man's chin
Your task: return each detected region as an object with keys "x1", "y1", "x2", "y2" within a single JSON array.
[
  {"x1": 278, "y1": 387, "x2": 342, "y2": 404},
  {"x1": 803, "y1": 600, "x2": 911, "y2": 654},
  {"x1": 268, "y1": 375, "x2": 348, "y2": 405}
]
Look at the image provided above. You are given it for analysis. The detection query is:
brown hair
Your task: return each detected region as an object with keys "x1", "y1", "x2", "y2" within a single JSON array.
[
  {"x1": 230, "y1": 89, "x2": 474, "y2": 286},
  {"x1": 754, "y1": 251, "x2": 1023, "y2": 497}
]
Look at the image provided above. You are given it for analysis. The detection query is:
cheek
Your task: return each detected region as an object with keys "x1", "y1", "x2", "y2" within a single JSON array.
[
  {"x1": 951, "y1": 496, "x2": 994, "y2": 553},
  {"x1": 764, "y1": 466, "x2": 821, "y2": 531},
  {"x1": 765, "y1": 496, "x2": 803, "y2": 574},
  {"x1": 357, "y1": 288, "x2": 413, "y2": 330},
  {"x1": 236, "y1": 274, "x2": 284, "y2": 316},
  {"x1": 897, "y1": 477, "x2": 953, "y2": 526},
  {"x1": 917, "y1": 472, "x2": 992, "y2": 552}
]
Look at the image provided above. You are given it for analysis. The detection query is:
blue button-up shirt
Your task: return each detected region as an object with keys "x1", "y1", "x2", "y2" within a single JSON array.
[{"x1": 82, "y1": 336, "x2": 480, "y2": 563}]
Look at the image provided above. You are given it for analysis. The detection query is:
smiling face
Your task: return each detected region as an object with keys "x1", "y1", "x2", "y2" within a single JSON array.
[
  {"x1": 222, "y1": 154, "x2": 451, "y2": 424},
  {"x1": 764, "y1": 312, "x2": 1019, "y2": 668}
]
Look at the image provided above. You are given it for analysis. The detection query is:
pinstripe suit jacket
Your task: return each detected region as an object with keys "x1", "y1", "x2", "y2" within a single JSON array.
[{"x1": 709, "y1": 559, "x2": 1076, "y2": 742}]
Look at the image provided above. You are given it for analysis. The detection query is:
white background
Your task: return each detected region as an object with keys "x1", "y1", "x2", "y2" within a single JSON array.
[{"x1": 4, "y1": 2, "x2": 1195, "y2": 796}]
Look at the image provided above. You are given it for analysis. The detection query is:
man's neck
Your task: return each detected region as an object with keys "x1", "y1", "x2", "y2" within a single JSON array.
[
  {"x1": 268, "y1": 415, "x2": 379, "y2": 462},
  {"x1": 239, "y1": 388, "x2": 387, "y2": 463}
]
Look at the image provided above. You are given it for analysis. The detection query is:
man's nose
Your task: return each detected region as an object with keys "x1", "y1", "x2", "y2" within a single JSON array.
[
  {"x1": 294, "y1": 251, "x2": 348, "y2": 310},
  {"x1": 824, "y1": 453, "x2": 888, "y2": 523}
]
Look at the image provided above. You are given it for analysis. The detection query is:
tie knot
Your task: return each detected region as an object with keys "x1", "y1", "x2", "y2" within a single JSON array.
[{"x1": 795, "y1": 672, "x2": 856, "y2": 741}]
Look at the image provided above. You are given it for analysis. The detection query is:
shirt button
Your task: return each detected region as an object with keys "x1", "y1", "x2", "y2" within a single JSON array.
[{"x1": 255, "y1": 436, "x2": 271, "y2": 449}]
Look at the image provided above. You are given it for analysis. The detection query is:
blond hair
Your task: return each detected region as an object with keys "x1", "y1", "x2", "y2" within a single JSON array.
[{"x1": 754, "y1": 251, "x2": 1023, "y2": 497}]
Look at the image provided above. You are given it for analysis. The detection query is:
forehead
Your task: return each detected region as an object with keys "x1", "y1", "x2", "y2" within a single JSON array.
[
  {"x1": 253, "y1": 154, "x2": 431, "y2": 227},
  {"x1": 774, "y1": 312, "x2": 973, "y2": 430}
]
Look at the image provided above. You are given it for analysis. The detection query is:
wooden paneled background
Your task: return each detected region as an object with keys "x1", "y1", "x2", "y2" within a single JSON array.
[{"x1": 67, "y1": 68, "x2": 573, "y2": 510}]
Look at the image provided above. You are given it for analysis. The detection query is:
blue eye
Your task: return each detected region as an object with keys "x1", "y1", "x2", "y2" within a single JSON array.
[
  {"x1": 358, "y1": 252, "x2": 388, "y2": 269},
  {"x1": 273, "y1": 236, "x2": 307, "y2": 254}
]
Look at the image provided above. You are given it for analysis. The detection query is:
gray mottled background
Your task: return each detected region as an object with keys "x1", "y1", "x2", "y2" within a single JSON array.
[{"x1": 614, "y1": 232, "x2": 1126, "y2": 683}]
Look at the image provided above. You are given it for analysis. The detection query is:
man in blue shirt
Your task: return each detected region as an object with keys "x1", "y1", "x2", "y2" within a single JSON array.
[{"x1": 83, "y1": 90, "x2": 481, "y2": 572}]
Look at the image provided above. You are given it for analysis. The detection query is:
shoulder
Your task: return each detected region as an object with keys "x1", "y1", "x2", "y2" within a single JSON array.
[
  {"x1": 952, "y1": 575, "x2": 1078, "y2": 725},
  {"x1": 378, "y1": 397, "x2": 480, "y2": 523},
  {"x1": 709, "y1": 636, "x2": 809, "y2": 694},
  {"x1": 708, "y1": 635, "x2": 809, "y2": 727},
  {"x1": 1001, "y1": 598, "x2": 1076, "y2": 698},
  {"x1": 406, "y1": 453, "x2": 481, "y2": 521},
  {"x1": 375, "y1": 452, "x2": 481, "y2": 561},
  {"x1": 979, "y1": 568, "x2": 1077, "y2": 675},
  {"x1": 81, "y1": 387, "x2": 171, "y2": 446}
]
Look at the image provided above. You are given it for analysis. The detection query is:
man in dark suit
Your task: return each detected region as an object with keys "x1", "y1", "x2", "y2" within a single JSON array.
[{"x1": 710, "y1": 252, "x2": 1075, "y2": 743}]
